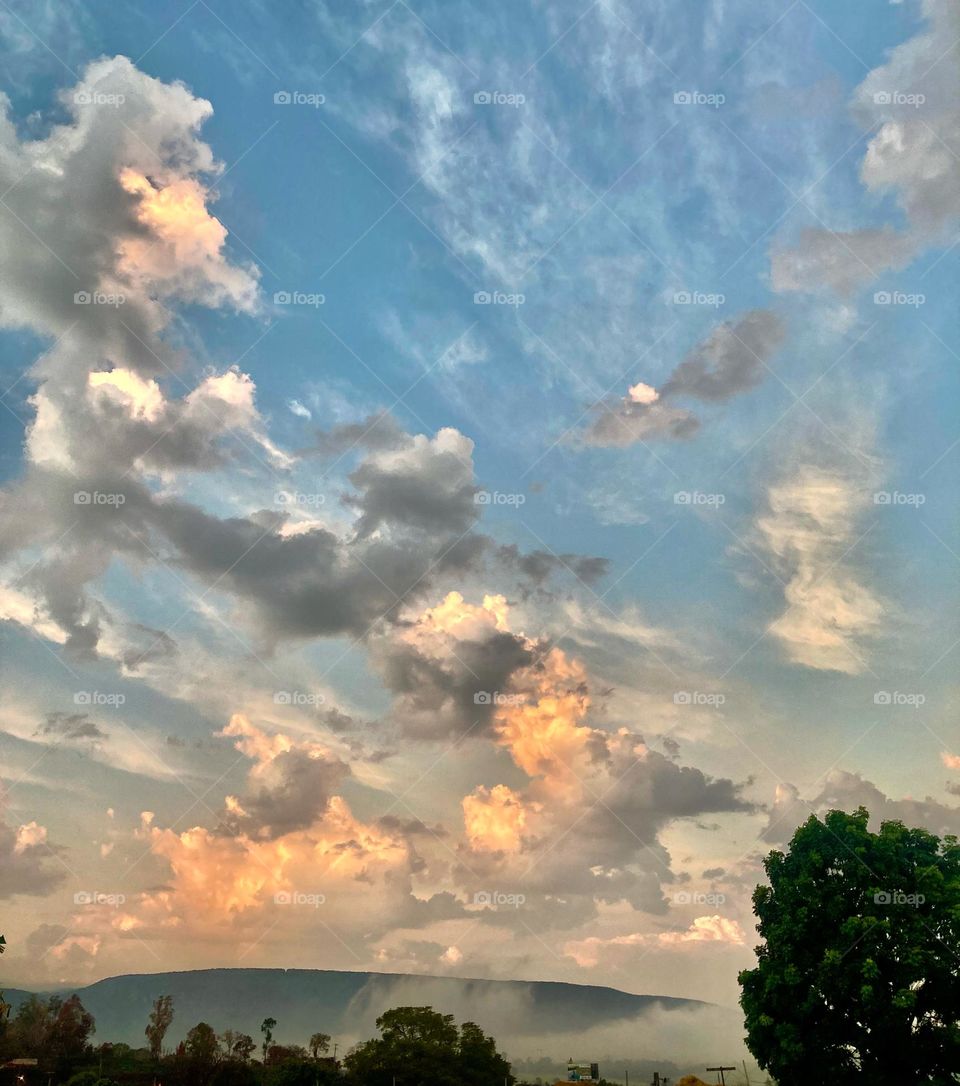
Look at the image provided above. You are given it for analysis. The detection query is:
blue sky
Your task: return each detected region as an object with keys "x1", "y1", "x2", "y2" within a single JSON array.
[{"x1": 0, "y1": 0, "x2": 957, "y2": 1019}]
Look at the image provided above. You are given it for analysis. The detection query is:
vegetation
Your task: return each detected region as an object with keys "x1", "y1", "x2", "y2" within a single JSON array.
[
  {"x1": 0, "y1": 993, "x2": 513, "y2": 1086},
  {"x1": 739, "y1": 807, "x2": 960, "y2": 1085},
  {"x1": 343, "y1": 1005, "x2": 513, "y2": 1086}
]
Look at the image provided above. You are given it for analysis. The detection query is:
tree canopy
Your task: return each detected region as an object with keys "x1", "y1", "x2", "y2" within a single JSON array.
[
  {"x1": 739, "y1": 807, "x2": 960, "y2": 1085},
  {"x1": 343, "y1": 1006, "x2": 513, "y2": 1086}
]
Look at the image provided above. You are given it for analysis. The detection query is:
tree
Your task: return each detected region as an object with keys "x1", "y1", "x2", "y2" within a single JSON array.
[
  {"x1": 145, "y1": 994, "x2": 174, "y2": 1060},
  {"x1": 232, "y1": 1033, "x2": 256, "y2": 1062},
  {"x1": 739, "y1": 807, "x2": 960, "y2": 1085},
  {"x1": 260, "y1": 1017, "x2": 277, "y2": 1062},
  {"x1": 344, "y1": 1006, "x2": 513, "y2": 1086},
  {"x1": 50, "y1": 993, "x2": 96, "y2": 1058},
  {"x1": 309, "y1": 1032, "x2": 331, "y2": 1059},
  {"x1": 185, "y1": 1022, "x2": 220, "y2": 1067}
]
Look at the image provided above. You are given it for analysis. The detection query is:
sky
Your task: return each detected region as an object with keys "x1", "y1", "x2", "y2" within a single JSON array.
[{"x1": 0, "y1": 0, "x2": 957, "y2": 1013}]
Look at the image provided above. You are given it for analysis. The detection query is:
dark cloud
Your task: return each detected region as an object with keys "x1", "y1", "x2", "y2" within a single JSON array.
[
  {"x1": 760, "y1": 773, "x2": 960, "y2": 845},
  {"x1": 581, "y1": 310, "x2": 785, "y2": 447},
  {"x1": 38, "y1": 712, "x2": 106, "y2": 743},
  {"x1": 220, "y1": 747, "x2": 350, "y2": 840}
]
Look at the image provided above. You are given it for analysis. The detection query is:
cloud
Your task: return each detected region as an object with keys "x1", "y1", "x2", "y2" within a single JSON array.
[
  {"x1": 565, "y1": 914, "x2": 745, "y2": 966},
  {"x1": 0, "y1": 808, "x2": 65, "y2": 899},
  {"x1": 771, "y1": 0, "x2": 960, "y2": 293},
  {"x1": 760, "y1": 772, "x2": 960, "y2": 844},
  {"x1": 581, "y1": 310, "x2": 785, "y2": 446},
  {"x1": 37, "y1": 711, "x2": 106, "y2": 743},
  {"x1": 753, "y1": 465, "x2": 883, "y2": 673}
]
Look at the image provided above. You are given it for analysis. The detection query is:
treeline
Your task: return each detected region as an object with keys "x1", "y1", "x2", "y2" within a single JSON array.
[{"x1": 0, "y1": 994, "x2": 514, "y2": 1086}]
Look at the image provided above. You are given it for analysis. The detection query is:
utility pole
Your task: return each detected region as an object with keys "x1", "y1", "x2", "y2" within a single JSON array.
[{"x1": 706, "y1": 1067, "x2": 736, "y2": 1086}]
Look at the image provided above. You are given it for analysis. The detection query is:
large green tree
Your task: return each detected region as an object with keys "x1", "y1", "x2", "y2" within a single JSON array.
[
  {"x1": 739, "y1": 807, "x2": 960, "y2": 1085},
  {"x1": 344, "y1": 1006, "x2": 513, "y2": 1086}
]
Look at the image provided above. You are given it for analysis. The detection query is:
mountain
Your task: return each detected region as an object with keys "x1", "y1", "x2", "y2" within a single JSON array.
[{"x1": 2, "y1": 968, "x2": 712, "y2": 1053}]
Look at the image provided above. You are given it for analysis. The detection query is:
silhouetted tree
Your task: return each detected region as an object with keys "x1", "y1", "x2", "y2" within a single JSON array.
[
  {"x1": 260, "y1": 1017, "x2": 277, "y2": 1062},
  {"x1": 145, "y1": 994, "x2": 174, "y2": 1060},
  {"x1": 185, "y1": 1021, "x2": 220, "y2": 1067},
  {"x1": 309, "y1": 1032, "x2": 331, "y2": 1059},
  {"x1": 344, "y1": 1006, "x2": 513, "y2": 1086}
]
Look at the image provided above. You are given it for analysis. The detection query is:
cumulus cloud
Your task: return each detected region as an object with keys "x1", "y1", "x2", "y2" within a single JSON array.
[
  {"x1": 582, "y1": 310, "x2": 785, "y2": 446},
  {"x1": 772, "y1": 0, "x2": 960, "y2": 293},
  {"x1": 760, "y1": 772, "x2": 960, "y2": 844},
  {"x1": 0, "y1": 807, "x2": 65, "y2": 899}
]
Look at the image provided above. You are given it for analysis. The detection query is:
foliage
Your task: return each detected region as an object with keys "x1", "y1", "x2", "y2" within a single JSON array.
[
  {"x1": 343, "y1": 1005, "x2": 514, "y2": 1086},
  {"x1": 185, "y1": 1021, "x2": 220, "y2": 1066},
  {"x1": 145, "y1": 994, "x2": 175, "y2": 1060},
  {"x1": 1, "y1": 992, "x2": 96, "y2": 1059},
  {"x1": 308, "y1": 1030, "x2": 331, "y2": 1058},
  {"x1": 260, "y1": 1017, "x2": 277, "y2": 1062},
  {"x1": 739, "y1": 807, "x2": 960, "y2": 1085}
]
